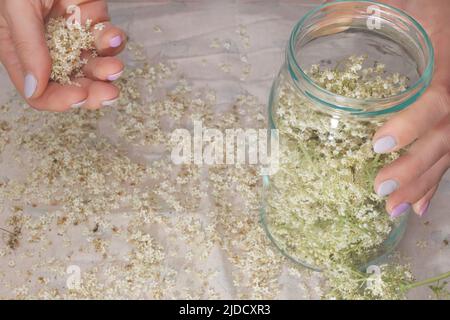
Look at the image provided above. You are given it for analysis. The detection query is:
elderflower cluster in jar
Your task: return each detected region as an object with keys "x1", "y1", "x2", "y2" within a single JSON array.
[{"x1": 265, "y1": 56, "x2": 408, "y2": 270}]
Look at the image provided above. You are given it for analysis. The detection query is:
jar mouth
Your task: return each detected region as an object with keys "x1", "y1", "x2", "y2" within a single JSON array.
[{"x1": 287, "y1": 0, "x2": 434, "y2": 117}]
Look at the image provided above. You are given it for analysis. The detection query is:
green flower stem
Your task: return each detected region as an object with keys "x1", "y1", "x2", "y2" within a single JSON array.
[{"x1": 403, "y1": 271, "x2": 450, "y2": 291}]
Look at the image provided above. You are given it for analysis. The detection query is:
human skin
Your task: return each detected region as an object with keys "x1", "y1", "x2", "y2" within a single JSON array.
[
  {"x1": 0, "y1": 0, "x2": 127, "y2": 110},
  {"x1": 371, "y1": 0, "x2": 450, "y2": 218}
]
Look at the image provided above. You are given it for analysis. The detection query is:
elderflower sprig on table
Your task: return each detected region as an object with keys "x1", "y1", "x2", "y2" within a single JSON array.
[{"x1": 325, "y1": 265, "x2": 450, "y2": 300}]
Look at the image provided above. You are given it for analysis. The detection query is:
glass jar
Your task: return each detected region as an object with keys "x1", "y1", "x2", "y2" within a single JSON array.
[{"x1": 261, "y1": 0, "x2": 434, "y2": 271}]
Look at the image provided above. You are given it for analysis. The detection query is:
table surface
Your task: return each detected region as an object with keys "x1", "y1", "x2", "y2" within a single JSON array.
[{"x1": 0, "y1": 0, "x2": 448, "y2": 299}]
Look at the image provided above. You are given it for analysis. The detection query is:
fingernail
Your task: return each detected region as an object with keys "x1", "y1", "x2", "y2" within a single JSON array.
[
  {"x1": 419, "y1": 201, "x2": 430, "y2": 217},
  {"x1": 390, "y1": 202, "x2": 411, "y2": 218},
  {"x1": 109, "y1": 35, "x2": 122, "y2": 48},
  {"x1": 24, "y1": 73, "x2": 37, "y2": 99},
  {"x1": 71, "y1": 99, "x2": 87, "y2": 109},
  {"x1": 377, "y1": 179, "x2": 399, "y2": 197},
  {"x1": 102, "y1": 97, "x2": 119, "y2": 107},
  {"x1": 107, "y1": 70, "x2": 124, "y2": 81},
  {"x1": 373, "y1": 136, "x2": 397, "y2": 153}
]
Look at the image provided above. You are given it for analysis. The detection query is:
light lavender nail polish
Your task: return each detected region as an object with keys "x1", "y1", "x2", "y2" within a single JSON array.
[
  {"x1": 377, "y1": 179, "x2": 399, "y2": 197},
  {"x1": 109, "y1": 36, "x2": 122, "y2": 48},
  {"x1": 24, "y1": 73, "x2": 37, "y2": 99},
  {"x1": 390, "y1": 202, "x2": 411, "y2": 218},
  {"x1": 107, "y1": 70, "x2": 124, "y2": 81},
  {"x1": 419, "y1": 201, "x2": 430, "y2": 217},
  {"x1": 102, "y1": 97, "x2": 119, "y2": 107},
  {"x1": 71, "y1": 99, "x2": 87, "y2": 109},
  {"x1": 373, "y1": 136, "x2": 397, "y2": 153}
]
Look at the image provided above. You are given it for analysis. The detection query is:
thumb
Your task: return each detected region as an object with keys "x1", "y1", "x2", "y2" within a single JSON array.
[{"x1": 5, "y1": 0, "x2": 51, "y2": 99}]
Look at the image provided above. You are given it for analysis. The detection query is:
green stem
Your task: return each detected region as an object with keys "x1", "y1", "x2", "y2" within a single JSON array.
[{"x1": 403, "y1": 271, "x2": 450, "y2": 291}]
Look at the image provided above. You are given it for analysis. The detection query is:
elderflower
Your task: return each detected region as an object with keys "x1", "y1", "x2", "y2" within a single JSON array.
[
  {"x1": 1, "y1": 12, "x2": 447, "y2": 299},
  {"x1": 46, "y1": 17, "x2": 96, "y2": 84}
]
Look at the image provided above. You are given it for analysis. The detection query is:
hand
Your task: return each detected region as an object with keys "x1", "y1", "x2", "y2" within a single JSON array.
[
  {"x1": 0, "y1": 0, "x2": 127, "y2": 111},
  {"x1": 373, "y1": 0, "x2": 450, "y2": 217}
]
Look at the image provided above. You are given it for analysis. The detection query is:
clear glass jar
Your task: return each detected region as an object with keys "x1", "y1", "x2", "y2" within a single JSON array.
[{"x1": 261, "y1": 1, "x2": 434, "y2": 271}]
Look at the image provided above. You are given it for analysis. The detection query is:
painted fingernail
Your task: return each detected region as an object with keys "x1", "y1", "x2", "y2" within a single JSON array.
[
  {"x1": 24, "y1": 73, "x2": 37, "y2": 99},
  {"x1": 419, "y1": 201, "x2": 430, "y2": 217},
  {"x1": 102, "y1": 97, "x2": 119, "y2": 107},
  {"x1": 109, "y1": 35, "x2": 122, "y2": 48},
  {"x1": 107, "y1": 70, "x2": 124, "y2": 81},
  {"x1": 373, "y1": 136, "x2": 397, "y2": 153},
  {"x1": 71, "y1": 99, "x2": 87, "y2": 109},
  {"x1": 390, "y1": 202, "x2": 411, "y2": 218},
  {"x1": 377, "y1": 179, "x2": 399, "y2": 197}
]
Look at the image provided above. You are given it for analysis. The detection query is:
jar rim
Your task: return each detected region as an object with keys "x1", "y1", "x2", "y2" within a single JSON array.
[{"x1": 287, "y1": 0, "x2": 435, "y2": 116}]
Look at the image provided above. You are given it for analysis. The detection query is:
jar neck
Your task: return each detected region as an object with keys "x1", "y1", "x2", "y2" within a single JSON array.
[{"x1": 286, "y1": 0, "x2": 434, "y2": 119}]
